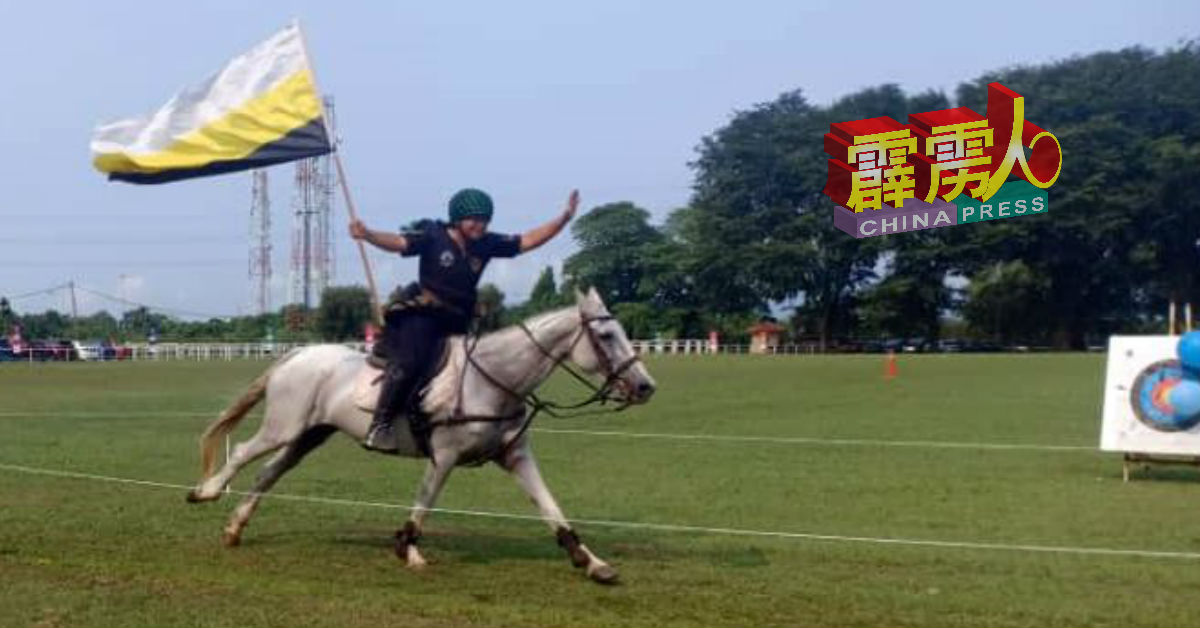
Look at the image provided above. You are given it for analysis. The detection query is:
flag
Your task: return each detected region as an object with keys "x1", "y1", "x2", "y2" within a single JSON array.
[{"x1": 91, "y1": 23, "x2": 333, "y2": 184}]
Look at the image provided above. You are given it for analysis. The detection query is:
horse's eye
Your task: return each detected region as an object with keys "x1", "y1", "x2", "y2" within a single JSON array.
[{"x1": 598, "y1": 331, "x2": 615, "y2": 342}]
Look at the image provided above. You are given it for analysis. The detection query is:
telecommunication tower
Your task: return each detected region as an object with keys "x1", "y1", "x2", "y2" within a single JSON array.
[
  {"x1": 289, "y1": 96, "x2": 338, "y2": 309},
  {"x1": 248, "y1": 169, "x2": 271, "y2": 315}
]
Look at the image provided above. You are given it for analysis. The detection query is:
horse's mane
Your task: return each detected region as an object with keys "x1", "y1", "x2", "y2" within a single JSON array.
[
  {"x1": 423, "y1": 305, "x2": 578, "y2": 414},
  {"x1": 469, "y1": 304, "x2": 577, "y2": 361}
]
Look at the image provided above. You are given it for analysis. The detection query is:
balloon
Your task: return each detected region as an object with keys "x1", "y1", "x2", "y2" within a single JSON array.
[
  {"x1": 1168, "y1": 380, "x2": 1200, "y2": 419},
  {"x1": 1178, "y1": 331, "x2": 1200, "y2": 372}
]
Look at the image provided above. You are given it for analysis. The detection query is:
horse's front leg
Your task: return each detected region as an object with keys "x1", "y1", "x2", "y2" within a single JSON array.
[
  {"x1": 396, "y1": 452, "x2": 459, "y2": 568},
  {"x1": 500, "y1": 444, "x2": 618, "y2": 584}
]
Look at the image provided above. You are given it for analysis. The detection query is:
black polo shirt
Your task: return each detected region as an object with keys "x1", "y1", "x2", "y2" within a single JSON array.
[{"x1": 401, "y1": 220, "x2": 521, "y2": 327}]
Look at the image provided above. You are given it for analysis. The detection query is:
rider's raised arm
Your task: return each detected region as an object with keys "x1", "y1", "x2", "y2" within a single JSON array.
[
  {"x1": 349, "y1": 219, "x2": 412, "y2": 254},
  {"x1": 519, "y1": 189, "x2": 579, "y2": 253}
]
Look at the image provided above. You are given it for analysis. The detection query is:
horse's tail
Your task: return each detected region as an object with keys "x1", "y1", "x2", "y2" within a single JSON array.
[{"x1": 198, "y1": 347, "x2": 305, "y2": 479}]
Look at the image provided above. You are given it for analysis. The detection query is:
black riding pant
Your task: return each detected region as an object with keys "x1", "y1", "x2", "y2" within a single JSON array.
[{"x1": 377, "y1": 308, "x2": 447, "y2": 417}]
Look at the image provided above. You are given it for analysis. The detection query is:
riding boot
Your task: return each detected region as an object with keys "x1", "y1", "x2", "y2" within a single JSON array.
[
  {"x1": 363, "y1": 365, "x2": 409, "y2": 453},
  {"x1": 409, "y1": 409, "x2": 433, "y2": 458}
]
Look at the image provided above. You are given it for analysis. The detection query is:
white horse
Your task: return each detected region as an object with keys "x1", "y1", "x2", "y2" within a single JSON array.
[{"x1": 186, "y1": 288, "x2": 656, "y2": 583}]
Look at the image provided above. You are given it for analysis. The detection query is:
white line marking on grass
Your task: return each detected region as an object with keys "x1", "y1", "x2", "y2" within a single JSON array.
[
  {"x1": 0, "y1": 461, "x2": 1194, "y2": 561},
  {"x1": 0, "y1": 411, "x2": 1094, "y2": 453},
  {"x1": 532, "y1": 428, "x2": 1096, "y2": 452}
]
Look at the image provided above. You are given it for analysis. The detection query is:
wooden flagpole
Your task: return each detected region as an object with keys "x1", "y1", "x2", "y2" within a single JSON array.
[
  {"x1": 295, "y1": 21, "x2": 383, "y2": 326},
  {"x1": 333, "y1": 153, "x2": 383, "y2": 326}
]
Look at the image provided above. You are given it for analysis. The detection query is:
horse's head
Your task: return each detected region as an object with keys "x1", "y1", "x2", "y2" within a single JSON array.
[{"x1": 568, "y1": 287, "x2": 657, "y2": 405}]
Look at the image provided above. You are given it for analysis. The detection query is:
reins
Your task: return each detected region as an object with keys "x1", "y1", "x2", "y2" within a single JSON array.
[{"x1": 435, "y1": 309, "x2": 642, "y2": 456}]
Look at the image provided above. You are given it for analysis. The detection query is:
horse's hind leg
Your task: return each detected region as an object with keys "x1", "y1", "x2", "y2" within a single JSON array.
[
  {"x1": 189, "y1": 422, "x2": 293, "y2": 502},
  {"x1": 499, "y1": 444, "x2": 617, "y2": 584},
  {"x1": 222, "y1": 425, "x2": 336, "y2": 547}
]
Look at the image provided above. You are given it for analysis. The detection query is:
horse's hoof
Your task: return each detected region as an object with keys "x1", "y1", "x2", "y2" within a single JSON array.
[
  {"x1": 587, "y1": 563, "x2": 619, "y2": 585},
  {"x1": 187, "y1": 488, "x2": 219, "y2": 503},
  {"x1": 403, "y1": 545, "x2": 428, "y2": 569},
  {"x1": 221, "y1": 531, "x2": 241, "y2": 547}
]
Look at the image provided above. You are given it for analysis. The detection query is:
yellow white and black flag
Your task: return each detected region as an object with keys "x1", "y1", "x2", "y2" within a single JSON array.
[{"x1": 90, "y1": 23, "x2": 332, "y2": 184}]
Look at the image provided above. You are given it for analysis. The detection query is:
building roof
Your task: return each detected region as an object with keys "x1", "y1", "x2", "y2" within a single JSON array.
[{"x1": 747, "y1": 321, "x2": 786, "y2": 334}]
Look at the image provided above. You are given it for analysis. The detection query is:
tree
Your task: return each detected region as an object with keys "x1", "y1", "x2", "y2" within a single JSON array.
[
  {"x1": 962, "y1": 261, "x2": 1051, "y2": 344},
  {"x1": 0, "y1": 297, "x2": 16, "y2": 333},
  {"x1": 73, "y1": 311, "x2": 119, "y2": 340},
  {"x1": 563, "y1": 202, "x2": 664, "y2": 304},
  {"x1": 688, "y1": 85, "x2": 947, "y2": 345},
  {"x1": 476, "y1": 283, "x2": 506, "y2": 332},
  {"x1": 863, "y1": 229, "x2": 960, "y2": 341},
  {"x1": 527, "y1": 266, "x2": 562, "y2": 311},
  {"x1": 949, "y1": 43, "x2": 1200, "y2": 347},
  {"x1": 611, "y1": 302, "x2": 656, "y2": 339},
  {"x1": 20, "y1": 310, "x2": 67, "y2": 339},
  {"x1": 315, "y1": 286, "x2": 372, "y2": 341}
]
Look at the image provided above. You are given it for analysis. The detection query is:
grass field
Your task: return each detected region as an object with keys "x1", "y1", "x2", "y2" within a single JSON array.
[{"x1": 3, "y1": 353, "x2": 1200, "y2": 627}]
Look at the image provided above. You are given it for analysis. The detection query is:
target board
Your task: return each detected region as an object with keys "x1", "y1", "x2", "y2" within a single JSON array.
[{"x1": 1101, "y1": 335, "x2": 1200, "y2": 455}]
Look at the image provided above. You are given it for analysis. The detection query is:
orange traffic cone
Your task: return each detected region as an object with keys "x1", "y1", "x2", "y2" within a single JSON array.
[{"x1": 884, "y1": 349, "x2": 898, "y2": 380}]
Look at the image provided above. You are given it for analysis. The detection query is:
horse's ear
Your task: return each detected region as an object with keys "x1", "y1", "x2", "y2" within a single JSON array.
[
  {"x1": 574, "y1": 288, "x2": 586, "y2": 305},
  {"x1": 587, "y1": 286, "x2": 603, "y2": 304}
]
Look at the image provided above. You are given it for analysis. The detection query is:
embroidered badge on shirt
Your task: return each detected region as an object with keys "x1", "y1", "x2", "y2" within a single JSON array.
[
  {"x1": 469, "y1": 257, "x2": 483, "y2": 273},
  {"x1": 439, "y1": 250, "x2": 455, "y2": 268}
]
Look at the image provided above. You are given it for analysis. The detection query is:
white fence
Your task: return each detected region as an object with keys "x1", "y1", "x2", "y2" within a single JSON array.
[
  {"x1": 125, "y1": 343, "x2": 316, "y2": 361},
  {"x1": 630, "y1": 340, "x2": 822, "y2": 355},
  {"x1": 1, "y1": 339, "x2": 829, "y2": 364},
  {"x1": 2, "y1": 343, "x2": 343, "y2": 363}
]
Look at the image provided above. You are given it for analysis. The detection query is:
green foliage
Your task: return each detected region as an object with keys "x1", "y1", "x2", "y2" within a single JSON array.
[
  {"x1": 119, "y1": 307, "x2": 169, "y2": 339},
  {"x1": 677, "y1": 41, "x2": 1200, "y2": 347},
  {"x1": 944, "y1": 43, "x2": 1200, "y2": 347},
  {"x1": 563, "y1": 202, "x2": 664, "y2": 305},
  {"x1": 314, "y1": 286, "x2": 372, "y2": 341},
  {"x1": 18, "y1": 309, "x2": 68, "y2": 339},
  {"x1": 610, "y1": 302, "x2": 657, "y2": 339},
  {"x1": 527, "y1": 267, "x2": 564, "y2": 310},
  {"x1": 475, "y1": 283, "x2": 506, "y2": 332},
  {"x1": 4, "y1": 303, "x2": 290, "y2": 344},
  {"x1": 0, "y1": 297, "x2": 15, "y2": 333},
  {"x1": 961, "y1": 261, "x2": 1052, "y2": 343},
  {"x1": 687, "y1": 85, "x2": 946, "y2": 343}
]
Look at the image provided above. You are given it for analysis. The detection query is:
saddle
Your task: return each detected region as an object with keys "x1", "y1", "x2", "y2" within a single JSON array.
[{"x1": 353, "y1": 344, "x2": 452, "y2": 415}]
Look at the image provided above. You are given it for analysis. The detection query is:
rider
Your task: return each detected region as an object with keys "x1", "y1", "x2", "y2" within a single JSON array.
[{"x1": 349, "y1": 188, "x2": 579, "y2": 453}]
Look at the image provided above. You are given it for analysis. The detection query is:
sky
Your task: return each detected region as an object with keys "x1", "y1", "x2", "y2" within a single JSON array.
[{"x1": 0, "y1": 1, "x2": 1196, "y2": 320}]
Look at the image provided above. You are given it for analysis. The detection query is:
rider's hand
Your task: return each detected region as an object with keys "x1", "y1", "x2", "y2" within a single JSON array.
[
  {"x1": 349, "y1": 219, "x2": 368, "y2": 240},
  {"x1": 563, "y1": 190, "x2": 580, "y2": 221}
]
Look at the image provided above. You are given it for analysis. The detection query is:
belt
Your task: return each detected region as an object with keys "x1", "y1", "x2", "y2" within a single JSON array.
[{"x1": 386, "y1": 288, "x2": 465, "y2": 319}]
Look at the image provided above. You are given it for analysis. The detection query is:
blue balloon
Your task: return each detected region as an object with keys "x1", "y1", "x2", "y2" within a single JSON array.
[
  {"x1": 1169, "y1": 380, "x2": 1200, "y2": 419},
  {"x1": 1178, "y1": 331, "x2": 1200, "y2": 372}
]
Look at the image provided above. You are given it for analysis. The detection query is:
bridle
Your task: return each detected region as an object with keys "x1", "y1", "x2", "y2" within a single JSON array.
[
  {"x1": 461, "y1": 307, "x2": 643, "y2": 415},
  {"x1": 517, "y1": 311, "x2": 644, "y2": 412},
  {"x1": 440, "y1": 307, "x2": 645, "y2": 458}
]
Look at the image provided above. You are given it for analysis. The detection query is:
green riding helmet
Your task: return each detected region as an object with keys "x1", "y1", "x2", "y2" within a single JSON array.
[{"x1": 448, "y1": 188, "x2": 494, "y2": 223}]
